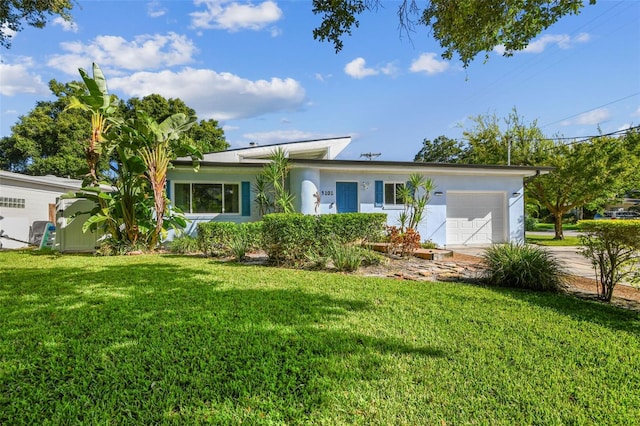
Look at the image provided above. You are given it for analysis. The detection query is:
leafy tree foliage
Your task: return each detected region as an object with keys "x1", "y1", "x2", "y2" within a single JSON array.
[
  {"x1": 313, "y1": 0, "x2": 594, "y2": 67},
  {"x1": 413, "y1": 135, "x2": 465, "y2": 163},
  {"x1": 1, "y1": 0, "x2": 73, "y2": 48},
  {"x1": 1, "y1": 85, "x2": 226, "y2": 178},
  {"x1": 527, "y1": 136, "x2": 632, "y2": 239},
  {"x1": 124, "y1": 94, "x2": 228, "y2": 154},
  {"x1": 462, "y1": 110, "x2": 553, "y2": 166},
  {"x1": 0, "y1": 80, "x2": 105, "y2": 178}
]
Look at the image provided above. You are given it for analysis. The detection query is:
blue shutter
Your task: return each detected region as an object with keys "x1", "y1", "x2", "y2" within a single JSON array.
[
  {"x1": 241, "y1": 181, "x2": 251, "y2": 216},
  {"x1": 166, "y1": 180, "x2": 171, "y2": 199},
  {"x1": 374, "y1": 181, "x2": 383, "y2": 207}
]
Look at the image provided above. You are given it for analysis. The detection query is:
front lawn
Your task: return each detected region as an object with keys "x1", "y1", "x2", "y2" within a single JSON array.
[
  {"x1": 1, "y1": 251, "x2": 638, "y2": 424},
  {"x1": 526, "y1": 234, "x2": 581, "y2": 246},
  {"x1": 533, "y1": 223, "x2": 581, "y2": 232}
]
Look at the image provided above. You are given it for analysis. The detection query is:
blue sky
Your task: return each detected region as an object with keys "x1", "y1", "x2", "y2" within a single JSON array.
[{"x1": 1, "y1": 0, "x2": 639, "y2": 161}]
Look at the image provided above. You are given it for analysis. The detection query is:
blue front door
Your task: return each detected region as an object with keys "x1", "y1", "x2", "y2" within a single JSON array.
[{"x1": 336, "y1": 182, "x2": 358, "y2": 213}]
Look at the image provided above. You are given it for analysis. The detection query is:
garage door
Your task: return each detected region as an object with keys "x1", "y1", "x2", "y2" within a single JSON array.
[{"x1": 446, "y1": 192, "x2": 506, "y2": 245}]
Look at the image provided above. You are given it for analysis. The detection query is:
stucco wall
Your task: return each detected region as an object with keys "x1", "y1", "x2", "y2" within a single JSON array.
[{"x1": 166, "y1": 166, "x2": 526, "y2": 247}]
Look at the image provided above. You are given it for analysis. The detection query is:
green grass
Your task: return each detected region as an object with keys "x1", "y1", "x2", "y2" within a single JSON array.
[
  {"x1": 526, "y1": 234, "x2": 581, "y2": 246},
  {"x1": 533, "y1": 223, "x2": 580, "y2": 232},
  {"x1": 1, "y1": 251, "x2": 639, "y2": 425}
]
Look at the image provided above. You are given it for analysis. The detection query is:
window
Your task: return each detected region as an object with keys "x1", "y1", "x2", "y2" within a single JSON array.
[
  {"x1": 384, "y1": 183, "x2": 404, "y2": 205},
  {"x1": 0, "y1": 197, "x2": 26, "y2": 208},
  {"x1": 174, "y1": 183, "x2": 239, "y2": 214}
]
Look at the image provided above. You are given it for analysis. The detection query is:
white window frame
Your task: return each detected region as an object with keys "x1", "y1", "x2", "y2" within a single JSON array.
[{"x1": 384, "y1": 182, "x2": 405, "y2": 207}]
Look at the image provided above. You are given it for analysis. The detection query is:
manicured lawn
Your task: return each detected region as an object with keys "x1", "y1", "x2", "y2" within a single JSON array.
[
  {"x1": 533, "y1": 223, "x2": 580, "y2": 232},
  {"x1": 526, "y1": 234, "x2": 581, "y2": 246},
  {"x1": 1, "y1": 251, "x2": 639, "y2": 425}
]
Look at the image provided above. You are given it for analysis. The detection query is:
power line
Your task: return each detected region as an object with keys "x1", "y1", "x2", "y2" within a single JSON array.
[
  {"x1": 539, "y1": 125, "x2": 640, "y2": 150},
  {"x1": 541, "y1": 92, "x2": 640, "y2": 128}
]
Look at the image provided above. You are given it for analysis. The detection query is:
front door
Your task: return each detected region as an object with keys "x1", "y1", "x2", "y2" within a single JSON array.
[{"x1": 336, "y1": 182, "x2": 358, "y2": 213}]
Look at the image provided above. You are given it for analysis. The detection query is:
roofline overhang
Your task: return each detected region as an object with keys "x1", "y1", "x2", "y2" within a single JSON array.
[{"x1": 170, "y1": 159, "x2": 553, "y2": 178}]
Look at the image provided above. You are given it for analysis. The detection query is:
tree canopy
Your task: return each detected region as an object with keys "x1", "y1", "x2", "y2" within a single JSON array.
[
  {"x1": 0, "y1": 83, "x2": 227, "y2": 179},
  {"x1": 313, "y1": 0, "x2": 595, "y2": 67},
  {"x1": 1, "y1": 0, "x2": 73, "y2": 48}
]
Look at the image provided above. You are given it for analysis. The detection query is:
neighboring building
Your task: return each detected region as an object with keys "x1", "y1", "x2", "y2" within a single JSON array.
[
  {"x1": 168, "y1": 137, "x2": 552, "y2": 247},
  {"x1": 0, "y1": 171, "x2": 85, "y2": 249}
]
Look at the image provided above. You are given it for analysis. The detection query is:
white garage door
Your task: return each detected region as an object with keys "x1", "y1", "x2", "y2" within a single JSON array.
[{"x1": 446, "y1": 192, "x2": 506, "y2": 245}]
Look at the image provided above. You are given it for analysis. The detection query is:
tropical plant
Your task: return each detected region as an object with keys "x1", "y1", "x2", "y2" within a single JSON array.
[
  {"x1": 254, "y1": 148, "x2": 295, "y2": 216},
  {"x1": 115, "y1": 110, "x2": 199, "y2": 249},
  {"x1": 481, "y1": 243, "x2": 568, "y2": 291},
  {"x1": 66, "y1": 63, "x2": 120, "y2": 186},
  {"x1": 397, "y1": 173, "x2": 435, "y2": 232},
  {"x1": 328, "y1": 242, "x2": 363, "y2": 272}
]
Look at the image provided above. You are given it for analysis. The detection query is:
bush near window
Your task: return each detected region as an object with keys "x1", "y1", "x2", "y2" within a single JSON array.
[
  {"x1": 578, "y1": 220, "x2": 640, "y2": 301},
  {"x1": 481, "y1": 243, "x2": 569, "y2": 291},
  {"x1": 262, "y1": 213, "x2": 387, "y2": 265},
  {"x1": 197, "y1": 222, "x2": 263, "y2": 257}
]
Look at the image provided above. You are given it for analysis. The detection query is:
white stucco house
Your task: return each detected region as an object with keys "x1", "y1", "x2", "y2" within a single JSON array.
[{"x1": 168, "y1": 137, "x2": 551, "y2": 247}]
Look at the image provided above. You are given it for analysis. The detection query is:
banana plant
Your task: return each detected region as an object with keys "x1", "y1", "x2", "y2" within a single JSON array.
[
  {"x1": 115, "y1": 110, "x2": 199, "y2": 250},
  {"x1": 65, "y1": 63, "x2": 120, "y2": 186}
]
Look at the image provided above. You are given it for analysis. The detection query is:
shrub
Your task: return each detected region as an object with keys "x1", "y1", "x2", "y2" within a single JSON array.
[
  {"x1": 197, "y1": 222, "x2": 238, "y2": 257},
  {"x1": 481, "y1": 243, "x2": 568, "y2": 291},
  {"x1": 386, "y1": 226, "x2": 421, "y2": 257},
  {"x1": 421, "y1": 240, "x2": 439, "y2": 249},
  {"x1": 262, "y1": 214, "x2": 318, "y2": 264},
  {"x1": 262, "y1": 213, "x2": 387, "y2": 265},
  {"x1": 228, "y1": 234, "x2": 249, "y2": 262},
  {"x1": 169, "y1": 235, "x2": 200, "y2": 254},
  {"x1": 316, "y1": 213, "x2": 387, "y2": 245},
  {"x1": 239, "y1": 222, "x2": 263, "y2": 251},
  {"x1": 524, "y1": 215, "x2": 538, "y2": 232},
  {"x1": 578, "y1": 220, "x2": 640, "y2": 301}
]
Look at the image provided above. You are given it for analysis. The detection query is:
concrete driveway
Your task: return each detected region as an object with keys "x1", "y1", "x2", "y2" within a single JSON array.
[{"x1": 450, "y1": 236, "x2": 596, "y2": 279}]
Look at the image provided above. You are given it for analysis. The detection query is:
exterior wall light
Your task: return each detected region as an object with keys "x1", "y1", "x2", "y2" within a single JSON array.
[{"x1": 434, "y1": 191, "x2": 444, "y2": 196}]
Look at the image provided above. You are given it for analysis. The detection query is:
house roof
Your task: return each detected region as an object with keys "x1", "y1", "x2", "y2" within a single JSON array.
[
  {"x1": 172, "y1": 137, "x2": 552, "y2": 177},
  {"x1": 0, "y1": 170, "x2": 113, "y2": 191},
  {"x1": 180, "y1": 136, "x2": 351, "y2": 163},
  {"x1": 289, "y1": 159, "x2": 553, "y2": 177}
]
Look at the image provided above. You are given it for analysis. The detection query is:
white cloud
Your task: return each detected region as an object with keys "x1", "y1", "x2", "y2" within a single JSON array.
[
  {"x1": 48, "y1": 32, "x2": 198, "y2": 74},
  {"x1": 344, "y1": 57, "x2": 379, "y2": 79},
  {"x1": 190, "y1": 0, "x2": 282, "y2": 32},
  {"x1": 632, "y1": 106, "x2": 640, "y2": 117},
  {"x1": 147, "y1": 1, "x2": 167, "y2": 18},
  {"x1": 561, "y1": 108, "x2": 611, "y2": 126},
  {"x1": 314, "y1": 72, "x2": 333, "y2": 82},
  {"x1": 0, "y1": 58, "x2": 49, "y2": 96},
  {"x1": 52, "y1": 16, "x2": 78, "y2": 32},
  {"x1": 109, "y1": 67, "x2": 306, "y2": 121},
  {"x1": 1, "y1": 23, "x2": 17, "y2": 41},
  {"x1": 409, "y1": 53, "x2": 449, "y2": 75},
  {"x1": 494, "y1": 32, "x2": 591, "y2": 55},
  {"x1": 617, "y1": 123, "x2": 632, "y2": 132}
]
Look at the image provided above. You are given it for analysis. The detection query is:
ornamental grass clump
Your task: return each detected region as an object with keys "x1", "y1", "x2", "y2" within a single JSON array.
[
  {"x1": 481, "y1": 243, "x2": 568, "y2": 291},
  {"x1": 329, "y1": 242, "x2": 363, "y2": 272}
]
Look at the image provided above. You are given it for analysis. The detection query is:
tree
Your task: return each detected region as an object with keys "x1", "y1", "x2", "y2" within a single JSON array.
[
  {"x1": 526, "y1": 137, "x2": 632, "y2": 239},
  {"x1": 1, "y1": 84, "x2": 226, "y2": 178},
  {"x1": 462, "y1": 109, "x2": 552, "y2": 166},
  {"x1": 313, "y1": 0, "x2": 594, "y2": 67},
  {"x1": 1, "y1": 0, "x2": 74, "y2": 48},
  {"x1": 413, "y1": 135, "x2": 465, "y2": 163},
  {"x1": 124, "y1": 94, "x2": 228, "y2": 154},
  {"x1": 0, "y1": 80, "x2": 104, "y2": 178}
]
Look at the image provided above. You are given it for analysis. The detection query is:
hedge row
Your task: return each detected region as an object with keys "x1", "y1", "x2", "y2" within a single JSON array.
[
  {"x1": 197, "y1": 221, "x2": 263, "y2": 257},
  {"x1": 262, "y1": 213, "x2": 387, "y2": 264}
]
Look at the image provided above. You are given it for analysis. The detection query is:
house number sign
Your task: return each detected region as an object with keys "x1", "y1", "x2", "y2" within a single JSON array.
[{"x1": 320, "y1": 190, "x2": 334, "y2": 196}]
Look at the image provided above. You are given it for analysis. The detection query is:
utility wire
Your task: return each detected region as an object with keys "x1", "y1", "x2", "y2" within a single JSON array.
[{"x1": 541, "y1": 92, "x2": 640, "y2": 128}]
